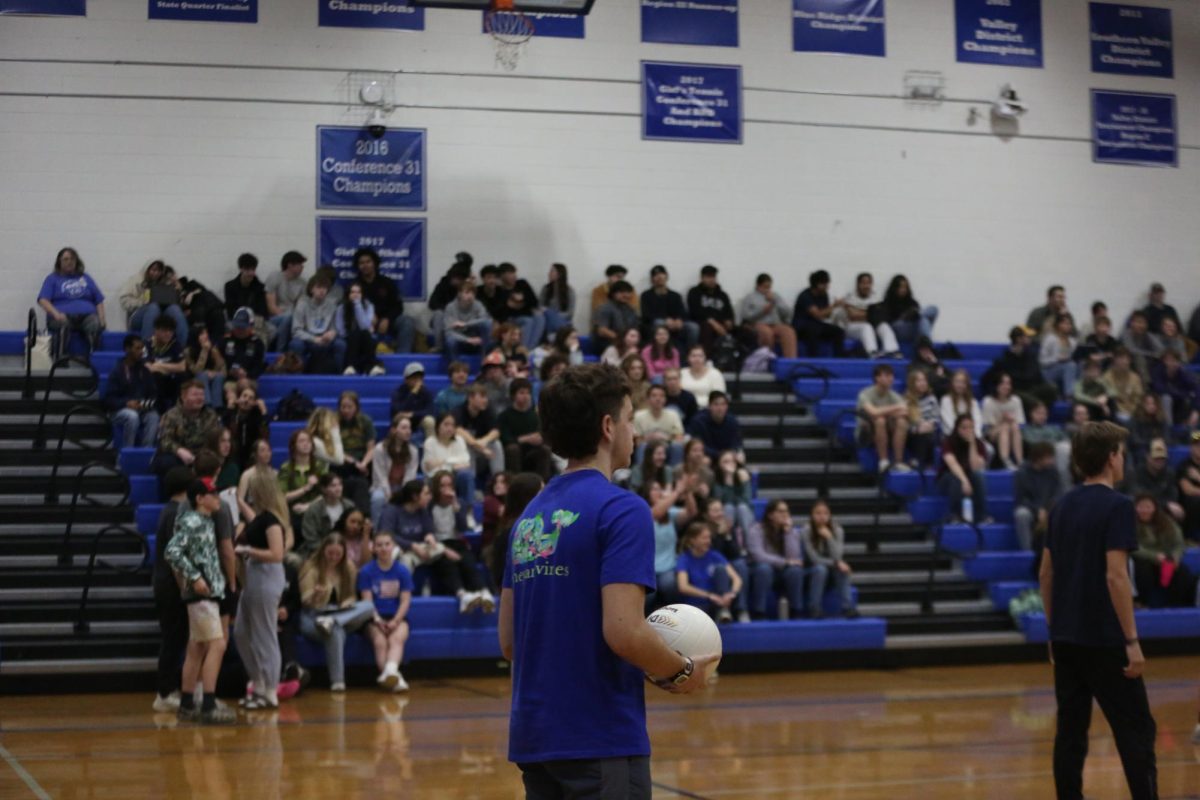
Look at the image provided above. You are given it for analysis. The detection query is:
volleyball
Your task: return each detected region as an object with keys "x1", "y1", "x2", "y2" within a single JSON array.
[{"x1": 646, "y1": 604, "x2": 723, "y2": 680}]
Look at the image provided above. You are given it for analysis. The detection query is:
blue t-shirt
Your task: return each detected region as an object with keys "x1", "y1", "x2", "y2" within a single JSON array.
[
  {"x1": 503, "y1": 469, "x2": 655, "y2": 764},
  {"x1": 356, "y1": 559, "x2": 414, "y2": 619},
  {"x1": 1046, "y1": 484, "x2": 1137, "y2": 648},
  {"x1": 38, "y1": 272, "x2": 104, "y2": 316},
  {"x1": 652, "y1": 508, "x2": 680, "y2": 574},
  {"x1": 676, "y1": 548, "x2": 730, "y2": 605}
]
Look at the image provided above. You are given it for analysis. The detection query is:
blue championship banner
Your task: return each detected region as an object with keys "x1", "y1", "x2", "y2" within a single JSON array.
[
  {"x1": 1090, "y1": 3, "x2": 1172, "y2": 79},
  {"x1": 318, "y1": 0, "x2": 424, "y2": 30},
  {"x1": 318, "y1": 126, "x2": 426, "y2": 211},
  {"x1": 792, "y1": 0, "x2": 885, "y2": 57},
  {"x1": 955, "y1": 0, "x2": 1042, "y2": 68},
  {"x1": 0, "y1": 0, "x2": 85, "y2": 14},
  {"x1": 642, "y1": 61, "x2": 741, "y2": 144},
  {"x1": 318, "y1": 217, "x2": 427, "y2": 300},
  {"x1": 641, "y1": 0, "x2": 738, "y2": 48},
  {"x1": 1092, "y1": 90, "x2": 1176, "y2": 168},
  {"x1": 483, "y1": 11, "x2": 583, "y2": 38},
  {"x1": 149, "y1": 0, "x2": 257, "y2": 22}
]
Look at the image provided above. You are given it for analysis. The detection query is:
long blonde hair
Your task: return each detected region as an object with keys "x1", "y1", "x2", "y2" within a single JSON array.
[
  {"x1": 306, "y1": 407, "x2": 338, "y2": 454},
  {"x1": 298, "y1": 533, "x2": 357, "y2": 609},
  {"x1": 246, "y1": 468, "x2": 294, "y2": 549}
]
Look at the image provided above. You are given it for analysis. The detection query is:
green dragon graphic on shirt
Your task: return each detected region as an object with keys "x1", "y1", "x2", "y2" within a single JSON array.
[{"x1": 511, "y1": 509, "x2": 579, "y2": 566}]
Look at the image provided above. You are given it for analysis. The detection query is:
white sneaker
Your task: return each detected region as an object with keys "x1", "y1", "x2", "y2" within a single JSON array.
[
  {"x1": 476, "y1": 589, "x2": 496, "y2": 613},
  {"x1": 458, "y1": 591, "x2": 477, "y2": 614},
  {"x1": 393, "y1": 672, "x2": 409, "y2": 693},
  {"x1": 378, "y1": 666, "x2": 399, "y2": 691},
  {"x1": 343, "y1": 366, "x2": 357, "y2": 375},
  {"x1": 330, "y1": 682, "x2": 346, "y2": 693},
  {"x1": 892, "y1": 462, "x2": 912, "y2": 473},
  {"x1": 369, "y1": 365, "x2": 386, "y2": 377},
  {"x1": 315, "y1": 616, "x2": 334, "y2": 636},
  {"x1": 152, "y1": 691, "x2": 181, "y2": 712},
  {"x1": 736, "y1": 610, "x2": 751, "y2": 624},
  {"x1": 716, "y1": 608, "x2": 733, "y2": 624},
  {"x1": 877, "y1": 459, "x2": 891, "y2": 474}
]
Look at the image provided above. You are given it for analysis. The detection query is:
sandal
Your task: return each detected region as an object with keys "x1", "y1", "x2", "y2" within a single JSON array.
[{"x1": 239, "y1": 693, "x2": 277, "y2": 711}]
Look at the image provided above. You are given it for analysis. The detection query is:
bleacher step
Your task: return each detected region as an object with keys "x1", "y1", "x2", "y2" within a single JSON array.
[
  {"x1": 0, "y1": 620, "x2": 159, "y2": 637},
  {"x1": 0, "y1": 657, "x2": 157, "y2": 676},
  {"x1": 885, "y1": 631, "x2": 1027, "y2": 649}
]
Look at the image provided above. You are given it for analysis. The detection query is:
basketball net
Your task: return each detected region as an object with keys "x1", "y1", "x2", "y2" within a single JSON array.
[{"x1": 484, "y1": 0, "x2": 534, "y2": 71}]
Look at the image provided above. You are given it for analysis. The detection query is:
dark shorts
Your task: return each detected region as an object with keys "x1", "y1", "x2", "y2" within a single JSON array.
[
  {"x1": 518, "y1": 756, "x2": 651, "y2": 800},
  {"x1": 219, "y1": 590, "x2": 239, "y2": 619}
]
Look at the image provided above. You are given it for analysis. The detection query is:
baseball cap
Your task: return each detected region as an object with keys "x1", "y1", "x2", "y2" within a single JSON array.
[
  {"x1": 231, "y1": 307, "x2": 255, "y2": 331},
  {"x1": 403, "y1": 362, "x2": 425, "y2": 378},
  {"x1": 1149, "y1": 440, "x2": 1168, "y2": 459},
  {"x1": 187, "y1": 477, "x2": 216, "y2": 504},
  {"x1": 483, "y1": 350, "x2": 506, "y2": 367}
]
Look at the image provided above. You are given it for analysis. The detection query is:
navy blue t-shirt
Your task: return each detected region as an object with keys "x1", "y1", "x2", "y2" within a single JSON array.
[
  {"x1": 1045, "y1": 484, "x2": 1137, "y2": 648},
  {"x1": 356, "y1": 559, "x2": 414, "y2": 619},
  {"x1": 503, "y1": 469, "x2": 656, "y2": 763}
]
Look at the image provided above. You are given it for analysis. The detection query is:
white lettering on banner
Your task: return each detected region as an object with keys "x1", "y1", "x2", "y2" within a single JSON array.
[
  {"x1": 642, "y1": 0, "x2": 736, "y2": 13},
  {"x1": 962, "y1": 41, "x2": 1036, "y2": 56},
  {"x1": 154, "y1": 1, "x2": 252, "y2": 9},
  {"x1": 328, "y1": 0, "x2": 416, "y2": 14},
  {"x1": 978, "y1": 18, "x2": 1018, "y2": 33},
  {"x1": 1100, "y1": 54, "x2": 1163, "y2": 69},
  {"x1": 792, "y1": 10, "x2": 882, "y2": 28}
]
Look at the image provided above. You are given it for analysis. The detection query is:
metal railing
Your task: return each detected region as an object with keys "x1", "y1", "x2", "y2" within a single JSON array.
[
  {"x1": 74, "y1": 523, "x2": 148, "y2": 634},
  {"x1": 919, "y1": 518, "x2": 984, "y2": 615},
  {"x1": 22, "y1": 308, "x2": 37, "y2": 399},
  {"x1": 57, "y1": 460, "x2": 131, "y2": 565},
  {"x1": 44, "y1": 408, "x2": 115, "y2": 503},
  {"x1": 32, "y1": 356, "x2": 102, "y2": 449},
  {"x1": 778, "y1": 362, "x2": 832, "y2": 448}
]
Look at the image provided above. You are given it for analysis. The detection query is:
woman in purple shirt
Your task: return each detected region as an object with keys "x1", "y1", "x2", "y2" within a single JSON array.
[{"x1": 38, "y1": 247, "x2": 106, "y2": 358}]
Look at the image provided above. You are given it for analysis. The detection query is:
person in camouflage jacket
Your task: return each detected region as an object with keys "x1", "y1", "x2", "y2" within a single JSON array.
[{"x1": 152, "y1": 379, "x2": 222, "y2": 490}]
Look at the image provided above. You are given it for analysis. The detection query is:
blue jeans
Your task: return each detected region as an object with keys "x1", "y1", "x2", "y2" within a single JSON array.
[
  {"x1": 299, "y1": 601, "x2": 375, "y2": 686},
  {"x1": 195, "y1": 372, "x2": 225, "y2": 409},
  {"x1": 807, "y1": 563, "x2": 855, "y2": 615},
  {"x1": 937, "y1": 469, "x2": 987, "y2": 520},
  {"x1": 749, "y1": 562, "x2": 805, "y2": 618},
  {"x1": 453, "y1": 467, "x2": 476, "y2": 506},
  {"x1": 889, "y1": 305, "x2": 939, "y2": 344},
  {"x1": 270, "y1": 313, "x2": 293, "y2": 351},
  {"x1": 288, "y1": 337, "x2": 347, "y2": 374},
  {"x1": 542, "y1": 308, "x2": 572, "y2": 337},
  {"x1": 725, "y1": 503, "x2": 755, "y2": 542},
  {"x1": 512, "y1": 312, "x2": 546, "y2": 351},
  {"x1": 694, "y1": 557, "x2": 745, "y2": 619},
  {"x1": 653, "y1": 569, "x2": 678, "y2": 608},
  {"x1": 1042, "y1": 360, "x2": 1078, "y2": 398},
  {"x1": 112, "y1": 407, "x2": 160, "y2": 449},
  {"x1": 444, "y1": 319, "x2": 493, "y2": 360},
  {"x1": 390, "y1": 314, "x2": 416, "y2": 354},
  {"x1": 129, "y1": 303, "x2": 188, "y2": 345}
]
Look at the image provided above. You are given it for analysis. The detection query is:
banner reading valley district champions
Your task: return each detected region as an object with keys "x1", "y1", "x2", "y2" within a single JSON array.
[
  {"x1": 149, "y1": 0, "x2": 257, "y2": 23},
  {"x1": 318, "y1": 217, "x2": 427, "y2": 299},
  {"x1": 1092, "y1": 90, "x2": 1176, "y2": 168},
  {"x1": 318, "y1": 126, "x2": 426, "y2": 211},
  {"x1": 955, "y1": 0, "x2": 1042, "y2": 68},
  {"x1": 0, "y1": 0, "x2": 84, "y2": 14},
  {"x1": 642, "y1": 61, "x2": 742, "y2": 144},
  {"x1": 641, "y1": 0, "x2": 738, "y2": 47},
  {"x1": 1090, "y1": 3, "x2": 1172, "y2": 79},
  {"x1": 319, "y1": 0, "x2": 423, "y2": 30},
  {"x1": 792, "y1": 0, "x2": 885, "y2": 57}
]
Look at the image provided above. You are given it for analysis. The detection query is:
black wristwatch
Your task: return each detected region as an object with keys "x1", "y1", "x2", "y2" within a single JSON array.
[{"x1": 649, "y1": 656, "x2": 694, "y2": 689}]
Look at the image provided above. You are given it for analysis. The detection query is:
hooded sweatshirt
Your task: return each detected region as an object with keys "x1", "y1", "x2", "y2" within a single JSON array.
[{"x1": 292, "y1": 294, "x2": 339, "y2": 342}]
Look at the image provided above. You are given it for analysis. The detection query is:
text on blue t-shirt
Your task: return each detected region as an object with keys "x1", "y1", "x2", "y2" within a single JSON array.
[{"x1": 356, "y1": 559, "x2": 414, "y2": 619}]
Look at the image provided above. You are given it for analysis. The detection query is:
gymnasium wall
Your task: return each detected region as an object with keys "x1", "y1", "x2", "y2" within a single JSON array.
[{"x1": 0, "y1": 0, "x2": 1197, "y2": 341}]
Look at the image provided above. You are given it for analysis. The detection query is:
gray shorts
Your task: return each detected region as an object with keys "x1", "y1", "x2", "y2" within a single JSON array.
[{"x1": 518, "y1": 756, "x2": 651, "y2": 800}]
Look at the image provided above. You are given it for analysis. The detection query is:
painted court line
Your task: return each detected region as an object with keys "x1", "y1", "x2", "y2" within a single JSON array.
[
  {"x1": 651, "y1": 781, "x2": 714, "y2": 800},
  {"x1": 0, "y1": 742, "x2": 51, "y2": 800}
]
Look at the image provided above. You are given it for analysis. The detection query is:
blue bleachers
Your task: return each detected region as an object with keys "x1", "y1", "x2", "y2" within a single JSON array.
[{"x1": 1020, "y1": 609, "x2": 1200, "y2": 644}]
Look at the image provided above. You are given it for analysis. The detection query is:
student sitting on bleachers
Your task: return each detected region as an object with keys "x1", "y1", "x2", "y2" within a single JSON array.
[
  {"x1": 454, "y1": 384, "x2": 504, "y2": 489},
  {"x1": 630, "y1": 441, "x2": 673, "y2": 495},
  {"x1": 663, "y1": 367, "x2": 699, "y2": 428},
  {"x1": 601, "y1": 326, "x2": 640, "y2": 368},
  {"x1": 690, "y1": 496, "x2": 750, "y2": 622},
  {"x1": 1157, "y1": 317, "x2": 1195, "y2": 363},
  {"x1": 152, "y1": 380, "x2": 223, "y2": 484},
  {"x1": 634, "y1": 385, "x2": 685, "y2": 466},
  {"x1": 222, "y1": 308, "x2": 267, "y2": 381},
  {"x1": 738, "y1": 273, "x2": 797, "y2": 360},
  {"x1": 1141, "y1": 282, "x2": 1182, "y2": 335},
  {"x1": 1072, "y1": 359, "x2": 1114, "y2": 421},
  {"x1": 495, "y1": 262, "x2": 545, "y2": 352},
  {"x1": 288, "y1": 274, "x2": 343, "y2": 374},
  {"x1": 147, "y1": 314, "x2": 188, "y2": 412},
  {"x1": 441, "y1": 280, "x2": 492, "y2": 360},
  {"x1": 433, "y1": 361, "x2": 471, "y2": 418},
  {"x1": 983, "y1": 326, "x2": 1057, "y2": 410},
  {"x1": 938, "y1": 413, "x2": 989, "y2": 523},
  {"x1": 538, "y1": 353, "x2": 568, "y2": 386},
  {"x1": 792, "y1": 270, "x2": 845, "y2": 356},
  {"x1": 1013, "y1": 443, "x2": 1063, "y2": 551},
  {"x1": 622, "y1": 354, "x2": 652, "y2": 412},
  {"x1": 1178, "y1": 431, "x2": 1200, "y2": 540},
  {"x1": 299, "y1": 473, "x2": 355, "y2": 560},
  {"x1": 428, "y1": 470, "x2": 494, "y2": 605},
  {"x1": 370, "y1": 415, "x2": 418, "y2": 525},
  {"x1": 1128, "y1": 394, "x2": 1168, "y2": 462},
  {"x1": 1103, "y1": 348, "x2": 1143, "y2": 425},
  {"x1": 184, "y1": 325, "x2": 226, "y2": 410},
  {"x1": 208, "y1": 428, "x2": 239, "y2": 491},
  {"x1": 390, "y1": 362, "x2": 435, "y2": 438},
  {"x1": 1025, "y1": 284, "x2": 1072, "y2": 339},
  {"x1": 539, "y1": 262, "x2": 575, "y2": 337},
  {"x1": 299, "y1": 532, "x2": 376, "y2": 692},
  {"x1": 105, "y1": 334, "x2": 160, "y2": 449},
  {"x1": 223, "y1": 254, "x2": 269, "y2": 335},
  {"x1": 264, "y1": 251, "x2": 307, "y2": 352},
  {"x1": 544, "y1": 325, "x2": 584, "y2": 368},
  {"x1": 38, "y1": 247, "x2": 106, "y2": 359},
  {"x1": 422, "y1": 413, "x2": 476, "y2": 505},
  {"x1": 746, "y1": 499, "x2": 805, "y2": 620},
  {"x1": 680, "y1": 345, "x2": 726, "y2": 411},
  {"x1": 982, "y1": 373, "x2": 1026, "y2": 469},
  {"x1": 1125, "y1": 438, "x2": 1185, "y2": 524},
  {"x1": 801, "y1": 499, "x2": 858, "y2": 619},
  {"x1": 641, "y1": 264, "x2": 696, "y2": 354},
  {"x1": 833, "y1": 271, "x2": 895, "y2": 359},
  {"x1": 334, "y1": 507, "x2": 373, "y2": 570},
  {"x1": 278, "y1": 428, "x2": 327, "y2": 522},
  {"x1": 1131, "y1": 494, "x2": 1198, "y2": 608},
  {"x1": 336, "y1": 391, "x2": 376, "y2": 512},
  {"x1": 688, "y1": 265, "x2": 736, "y2": 356},
  {"x1": 642, "y1": 480, "x2": 682, "y2": 612},
  {"x1": 857, "y1": 364, "x2": 911, "y2": 474},
  {"x1": 1150, "y1": 350, "x2": 1200, "y2": 427},
  {"x1": 337, "y1": 281, "x2": 385, "y2": 377},
  {"x1": 642, "y1": 325, "x2": 682, "y2": 380},
  {"x1": 498, "y1": 378, "x2": 552, "y2": 479},
  {"x1": 689, "y1": 391, "x2": 744, "y2": 464},
  {"x1": 1039, "y1": 313, "x2": 1078, "y2": 399},
  {"x1": 492, "y1": 322, "x2": 530, "y2": 370},
  {"x1": 713, "y1": 449, "x2": 754, "y2": 536},
  {"x1": 675, "y1": 519, "x2": 745, "y2": 624},
  {"x1": 223, "y1": 382, "x2": 267, "y2": 470},
  {"x1": 478, "y1": 351, "x2": 511, "y2": 415},
  {"x1": 1076, "y1": 314, "x2": 1118, "y2": 370},
  {"x1": 591, "y1": 279, "x2": 640, "y2": 357},
  {"x1": 677, "y1": 438, "x2": 714, "y2": 501},
  {"x1": 354, "y1": 247, "x2": 414, "y2": 355},
  {"x1": 1022, "y1": 401, "x2": 1072, "y2": 489},
  {"x1": 908, "y1": 337, "x2": 950, "y2": 397},
  {"x1": 877, "y1": 274, "x2": 938, "y2": 347},
  {"x1": 356, "y1": 530, "x2": 412, "y2": 693},
  {"x1": 903, "y1": 370, "x2": 940, "y2": 469},
  {"x1": 940, "y1": 368, "x2": 982, "y2": 438},
  {"x1": 1121, "y1": 310, "x2": 1163, "y2": 380}
]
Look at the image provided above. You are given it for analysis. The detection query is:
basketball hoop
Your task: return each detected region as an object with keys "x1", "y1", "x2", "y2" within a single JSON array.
[{"x1": 484, "y1": 0, "x2": 534, "y2": 71}]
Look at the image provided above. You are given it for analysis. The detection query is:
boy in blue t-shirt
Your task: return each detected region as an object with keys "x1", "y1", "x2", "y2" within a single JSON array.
[
  {"x1": 675, "y1": 520, "x2": 742, "y2": 621},
  {"x1": 357, "y1": 530, "x2": 413, "y2": 692},
  {"x1": 500, "y1": 363, "x2": 715, "y2": 799}
]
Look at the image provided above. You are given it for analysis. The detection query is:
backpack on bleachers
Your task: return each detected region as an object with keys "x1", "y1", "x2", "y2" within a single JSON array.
[{"x1": 273, "y1": 389, "x2": 315, "y2": 422}]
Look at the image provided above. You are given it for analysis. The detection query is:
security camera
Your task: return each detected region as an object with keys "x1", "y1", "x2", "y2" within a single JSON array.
[
  {"x1": 992, "y1": 84, "x2": 1027, "y2": 120},
  {"x1": 366, "y1": 108, "x2": 388, "y2": 139}
]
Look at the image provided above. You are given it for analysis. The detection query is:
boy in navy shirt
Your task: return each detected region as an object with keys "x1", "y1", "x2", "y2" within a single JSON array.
[
  {"x1": 357, "y1": 530, "x2": 413, "y2": 693},
  {"x1": 1040, "y1": 421, "x2": 1156, "y2": 800},
  {"x1": 500, "y1": 363, "x2": 714, "y2": 799}
]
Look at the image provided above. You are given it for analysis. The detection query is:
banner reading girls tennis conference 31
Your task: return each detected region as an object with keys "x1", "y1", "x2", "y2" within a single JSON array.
[
  {"x1": 149, "y1": 0, "x2": 257, "y2": 22},
  {"x1": 318, "y1": 126, "x2": 426, "y2": 211},
  {"x1": 792, "y1": 0, "x2": 885, "y2": 57},
  {"x1": 480, "y1": 11, "x2": 584, "y2": 38},
  {"x1": 1090, "y1": 3, "x2": 1172, "y2": 78},
  {"x1": 0, "y1": 0, "x2": 84, "y2": 14},
  {"x1": 955, "y1": 0, "x2": 1042, "y2": 68},
  {"x1": 642, "y1": 61, "x2": 741, "y2": 144},
  {"x1": 641, "y1": 0, "x2": 738, "y2": 47},
  {"x1": 318, "y1": 217, "x2": 426, "y2": 300},
  {"x1": 319, "y1": 0, "x2": 423, "y2": 30},
  {"x1": 1092, "y1": 90, "x2": 1176, "y2": 168}
]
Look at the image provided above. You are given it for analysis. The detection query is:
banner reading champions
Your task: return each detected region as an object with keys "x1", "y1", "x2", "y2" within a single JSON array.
[
  {"x1": 955, "y1": 0, "x2": 1042, "y2": 68},
  {"x1": 641, "y1": 0, "x2": 738, "y2": 47},
  {"x1": 149, "y1": 0, "x2": 257, "y2": 23},
  {"x1": 318, "y1": 126, "x2": 426, "y2": 211},
  {"x1": 1092, "y1": 90, "x2": 1176, "y2": 168},
  {"x1": 1090, "y1": 3, "x2": 1172, "y2": 79},
  {"x1": 642, "y1": 61, "x2": 742, "y2": 144},
  {"x1": 319, "y1": 0, "x2": 423, "y2": 30},
  {"x1": 0, "y1": 0, "x2": 84, "y2": 14},
  {"x1": 792, "y1": 0, "x2": 885, "y2": 57},
  {"x1": 318, "y1": 217, "x2": 427, "y2": 300}
]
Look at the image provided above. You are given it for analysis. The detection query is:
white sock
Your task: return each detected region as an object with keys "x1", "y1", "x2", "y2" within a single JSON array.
[{"x1": 385, "y1": 661, "x2": 398, "y2": 674}]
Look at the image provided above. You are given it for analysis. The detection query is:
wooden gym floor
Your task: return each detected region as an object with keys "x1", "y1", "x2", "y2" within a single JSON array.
[{"x1": 1, "y1": 658, "x2": 1197, "y2": 799}]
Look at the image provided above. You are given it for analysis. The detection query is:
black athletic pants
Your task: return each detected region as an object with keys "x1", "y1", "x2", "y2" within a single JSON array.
[
  {"x1": 1052, "y1": 641, "x2": 1157, "y2": 800},
  {"x1": 153, "y1": 577, "x2": 188, "y2": 698},
  {"x1": 519, "y1": 756, "x2": 651, "y2": 800},
  {"x1": 430, "y1": 539, "x2": 485, "y2": 595}
]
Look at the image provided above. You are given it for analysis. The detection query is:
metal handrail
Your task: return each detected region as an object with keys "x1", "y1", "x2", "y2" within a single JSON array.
[
  {"x1": 778, "y1": 362, "x2": 832, "y2": 448},
  {"x1": 22, "y1": 308, "x2": 37, "y2": 399},
  {"x1": 57, "y1": 460, "x2": 131, "y2": 565},
  {"x1": 74, "y1": 524, "x2": 148, "y2": 634},
  {"x1": 32, "y1": 356, "x2": 102, "y2": 449},
  {"x1": 43, "y1": 406, "x2": 114, "y2": 504},
  {"x1": 919, "y1": 517, "x2": 985, "y2": 614}
]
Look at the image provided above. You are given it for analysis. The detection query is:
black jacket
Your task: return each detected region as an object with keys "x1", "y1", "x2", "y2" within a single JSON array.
[
  {"x1": 686, "y1": 285, "x2": 734, "y2": 325},
  {"x1": 361, "y1": 272, "x2": 402, "y2": 322},
  {"x1": 640, "y1": 288, "x2": 688, "y2": 327},
  {"x1": 223, "y1": 275, "x2": 268, "y2": 319},
  {"x1": 104, "y1": 360, "x2": 157, "y2": 413}
]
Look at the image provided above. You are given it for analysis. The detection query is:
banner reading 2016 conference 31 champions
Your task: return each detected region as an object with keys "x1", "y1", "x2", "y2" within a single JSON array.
[
  {"x1": 642, "y1": 61, "x2": 742, "y2": 144},
  {"x1": 1092, "y1": 90, "x2": 1176, "y2": 168},
  {"x1": 0, "y1": 0, "x2": 84, "y2": 14},
  {"x1": 1090, "y1": 3, "x2": 1172, "y2": 79},
  {"x1": 318, "y1": 126, "x2": 426, "y2": 211},
  {"x1": 641, "y1": 0, "x2": 738, "y2": 48},
  {"x1": 319, "y1": 0, "x2": 424, "y2": 30},
  {"x1": 955, "y1": 0, "x2": 1042, "y2": 68},
  {"x1": 149, "y1": 0, "x2": 257, "y2": 23},
  {"x1": 792, "y1": 0, "x2": 885, "y2": 58},
  {"x1": 318, "y1": 217, "x2": 427, "y2": 300}
]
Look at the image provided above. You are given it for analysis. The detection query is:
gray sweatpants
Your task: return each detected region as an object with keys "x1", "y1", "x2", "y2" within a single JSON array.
[{"x1": 234, "y1": 560, "x2": 286, "y2": 695}]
